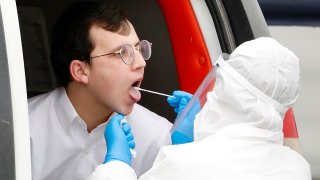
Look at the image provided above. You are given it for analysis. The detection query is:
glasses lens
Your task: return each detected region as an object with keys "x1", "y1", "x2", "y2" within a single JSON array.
[
  {"x1": 139, "y1": 40, "x2": 151, "y2": 60},
  {"x1": 120, "y1": 44, "x2": 134, "y2": 64}
]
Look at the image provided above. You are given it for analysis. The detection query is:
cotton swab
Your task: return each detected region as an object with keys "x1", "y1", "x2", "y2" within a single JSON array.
[{"x1": 134, "y1": 87, "x2": 174, "y2": 98}]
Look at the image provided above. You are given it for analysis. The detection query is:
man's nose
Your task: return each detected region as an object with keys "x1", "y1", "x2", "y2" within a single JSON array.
[{"x1": 132, "y1": 50, "x2": 146, "y2": 69}]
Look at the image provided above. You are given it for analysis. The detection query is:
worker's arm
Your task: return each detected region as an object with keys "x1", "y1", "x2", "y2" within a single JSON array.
[{"x1": 88, "y1": 161, "x2": 136, "y2": 180}]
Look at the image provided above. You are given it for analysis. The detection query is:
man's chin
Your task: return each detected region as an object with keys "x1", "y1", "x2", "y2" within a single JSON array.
[{"x1": 118, "y1": 104, "x2": 134, "y2": 116}]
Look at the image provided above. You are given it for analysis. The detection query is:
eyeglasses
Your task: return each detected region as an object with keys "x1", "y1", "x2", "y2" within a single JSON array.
[{"x1": 90, "y1": 40, "x2": 152, "y2": 65}]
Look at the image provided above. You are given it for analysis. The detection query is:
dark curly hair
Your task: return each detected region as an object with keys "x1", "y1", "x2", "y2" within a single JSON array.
[{"x1": 50, "y1": 1, "x2": 130, "y2": 87}]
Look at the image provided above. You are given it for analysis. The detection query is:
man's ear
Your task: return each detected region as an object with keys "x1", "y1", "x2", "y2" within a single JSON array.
[{"x1": 69, "y1": 60, "x2": 90, "y2": 84}]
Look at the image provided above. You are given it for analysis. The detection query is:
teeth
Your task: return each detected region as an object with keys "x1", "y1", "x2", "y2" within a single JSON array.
[{"x1": 132, "y1": 81, "x2": 140, "y2": 87}]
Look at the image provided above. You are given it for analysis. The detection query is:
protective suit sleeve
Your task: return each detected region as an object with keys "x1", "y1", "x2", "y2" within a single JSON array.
[
  {"x1": 87, "y1": 145, "x2": 186, "y2": 180},
  {"x1": 87, "y1": 161, "x2": 137, "y2": 180}
]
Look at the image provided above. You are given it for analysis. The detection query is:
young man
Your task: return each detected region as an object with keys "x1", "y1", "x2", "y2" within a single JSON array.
[
  {"x1": 28, "y1": 1, "x2": 172, "y2": 180},
  {"x1": 88, "y1": 37, "x2": 311, "y2": 180}
]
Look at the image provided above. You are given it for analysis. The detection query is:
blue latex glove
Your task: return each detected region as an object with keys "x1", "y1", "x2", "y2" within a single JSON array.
[
  {"x1": 167, "y1": 90, "x2": 193, "y2": 118},
  {"x1": 103, "y1": 113, "x2": 135, "y2": 165},
  {"x1": 167, "y1": 91, "x2": 201, "y2": 145}
]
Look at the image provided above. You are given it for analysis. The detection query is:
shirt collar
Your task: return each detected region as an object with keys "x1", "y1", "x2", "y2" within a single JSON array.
[{"x1": 55, "y1": 87, "x2": 79, "y2": 132}]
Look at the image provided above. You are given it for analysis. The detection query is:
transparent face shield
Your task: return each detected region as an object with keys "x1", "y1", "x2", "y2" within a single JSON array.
[
  {"x1": 170, "y1": 55, "x2": 225, "y2": 141},
  {"x1": 171, "y1": 53, "x2": 289, "y2": 142}
]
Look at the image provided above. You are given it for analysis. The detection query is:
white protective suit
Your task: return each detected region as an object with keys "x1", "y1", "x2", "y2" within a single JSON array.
[{"x1": 87, "y1": 37, "x2": 311, "y2": 180}]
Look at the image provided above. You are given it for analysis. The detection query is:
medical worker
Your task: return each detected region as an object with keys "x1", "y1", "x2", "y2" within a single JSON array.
[{"x1": 87, "y1": 37, "x2": 311, "y2": 180}]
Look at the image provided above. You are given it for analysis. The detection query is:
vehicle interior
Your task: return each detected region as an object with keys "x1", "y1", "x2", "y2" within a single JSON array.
[
  {"x1": 15, "y1": 0, "x2": 270, "y2": 119},
  {"x1": 15, "y1": 0, "x2": 299, "y2": 145},
  {"x1": 16, "y1": 0, "x2": 179, "y2": 120},
  {"x1": 0, "y1": 0, "x2": 305, "y2": 179}
]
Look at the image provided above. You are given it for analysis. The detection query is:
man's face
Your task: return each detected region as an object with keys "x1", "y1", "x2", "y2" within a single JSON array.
[{"x1": 86, "y1": 23, "x2": 146, "y2": 115}]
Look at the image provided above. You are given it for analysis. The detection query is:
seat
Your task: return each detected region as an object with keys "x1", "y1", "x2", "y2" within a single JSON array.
[{"x1": 18, "y1": 6, "x2": 57, "y2": 98}]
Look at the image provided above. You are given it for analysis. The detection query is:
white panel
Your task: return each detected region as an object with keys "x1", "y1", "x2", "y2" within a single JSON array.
[
  {"x1": 190, "y1": 0, "x2": 222, "y2": 64},
  {"x1": 0, "y1": 0, "x2": 32, "y2": 179}
]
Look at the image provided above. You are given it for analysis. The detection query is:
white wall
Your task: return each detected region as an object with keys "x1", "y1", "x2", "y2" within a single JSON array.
[{"x1": 269, "y1": 26, "x2": 320, "y2": 179}]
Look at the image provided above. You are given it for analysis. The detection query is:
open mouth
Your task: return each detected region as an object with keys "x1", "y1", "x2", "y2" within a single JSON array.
[
  {"x1": 131, "y1": 80, "x2": 141, "y2": 88},
  {"x1": 129, "y1": 79, "x2": 142, "y2": 102}
]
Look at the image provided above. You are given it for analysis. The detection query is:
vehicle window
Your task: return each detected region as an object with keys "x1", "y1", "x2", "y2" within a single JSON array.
[{"x1": 16, "y1": 0, "x2": 179, "y2": 120}]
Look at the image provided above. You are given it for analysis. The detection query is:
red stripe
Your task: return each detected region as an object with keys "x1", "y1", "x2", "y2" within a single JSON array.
[
  {"x1": 157, "y1": 0, "x2": 212, "y2": 94},
  {"x1": 283, "y1": 108, "x2": 299, "y2": 138}
]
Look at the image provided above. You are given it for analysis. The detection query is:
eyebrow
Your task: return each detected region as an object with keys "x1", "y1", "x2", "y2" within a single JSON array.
[
  {"x1": 110, "y1": 41, "x2": 140, "y2": 52},
  {"x1": 134, "y1": 41, "x2": 140, "y2": 46}
]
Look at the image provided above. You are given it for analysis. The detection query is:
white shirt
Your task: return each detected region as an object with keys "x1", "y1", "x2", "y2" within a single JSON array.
[{"x1": 28, "y1": 87, "x2": 172, "y2": 180}]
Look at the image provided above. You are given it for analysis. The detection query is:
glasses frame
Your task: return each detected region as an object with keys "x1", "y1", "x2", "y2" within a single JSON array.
[{"x1": 90, "y1": 40, "x2": 152, "y2": 65}]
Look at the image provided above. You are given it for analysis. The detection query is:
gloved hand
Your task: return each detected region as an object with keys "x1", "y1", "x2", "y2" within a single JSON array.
[
  {"x1": 103, "y1": 113, "x2": 135, "y2": 166},
  {"x1": 167, "y1": 90, "x2": 201, "y2": 145},
  {"x1": 167, "y1": 90, "x2": 193, "y2": 118}
]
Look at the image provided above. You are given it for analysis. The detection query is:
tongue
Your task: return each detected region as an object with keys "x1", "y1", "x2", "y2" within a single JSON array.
[{"x1": 129, "y1": 87, "x2": 141, "y2": 102}]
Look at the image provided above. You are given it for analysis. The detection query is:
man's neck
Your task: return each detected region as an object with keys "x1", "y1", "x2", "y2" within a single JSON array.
[{"x1": 66, "y1": 83, "x2": 112, "y2": 132}]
